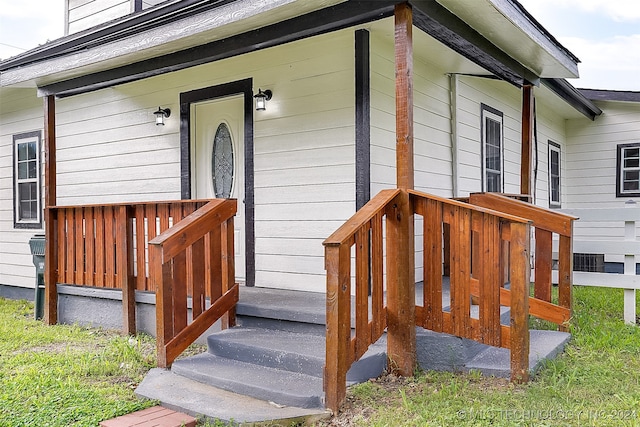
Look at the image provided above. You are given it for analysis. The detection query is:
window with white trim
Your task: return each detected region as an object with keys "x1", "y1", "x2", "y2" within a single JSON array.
[
  {"x1": 617, "y1": 143, "x2": 640, "y2": 197},
  {"x1": 548, "y1": 141, "x2": 561, "y2": 207},
  {"x1": 481, "y1": 104, "x2": 504, "y2": 192},
  {"x1": 13, "y1": 131, "x2": 42, "y2": 229}
]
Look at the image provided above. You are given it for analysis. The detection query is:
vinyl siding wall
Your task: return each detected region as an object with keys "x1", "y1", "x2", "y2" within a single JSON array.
[
  {"x1": 565, "y1": 100, "x2": 640, "y2": 261},
  {"x1": 66, "y1": 0, "x2": 133, "y2": 35},
  {"x1": 0, "y1": 88, "x2": 44, "y2": 289},
  {"x1": 1, "y1": 29, "x2": 357, "y2": 293},
  {"x1": 369, "y1": 29, "x2": 454, "y2": 282}
]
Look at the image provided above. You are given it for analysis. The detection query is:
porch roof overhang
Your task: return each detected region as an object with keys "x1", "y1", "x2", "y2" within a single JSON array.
[
  {"x1": 541, "y1": 78, "x2": 603, "y2": 121},
  {"x1": 0, "y1": 0, "x2": 580, "y2": 98}
]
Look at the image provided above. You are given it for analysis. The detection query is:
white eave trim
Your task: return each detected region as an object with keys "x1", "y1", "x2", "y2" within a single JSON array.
[{"x1": 0, "y1": 0, "x2": 344, "y2": 88}]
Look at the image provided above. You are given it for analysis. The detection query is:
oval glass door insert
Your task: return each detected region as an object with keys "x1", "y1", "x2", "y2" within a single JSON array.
[{"x1": 211, "y1": 122, "x2": 234, "y2": 198}]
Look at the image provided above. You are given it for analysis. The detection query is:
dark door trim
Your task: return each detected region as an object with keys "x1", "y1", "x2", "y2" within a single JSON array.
[{"x1": 179, "y1": 78, "x2": 255, "y2": 286}]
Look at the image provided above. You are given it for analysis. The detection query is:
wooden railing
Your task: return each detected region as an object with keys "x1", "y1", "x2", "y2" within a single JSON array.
[
  {"x1": 46, "y1": 200, "x2": 210, "y2": 333},
  {"x1": 410, "y1": 190, "x2": 532, "y2": 381},
  {"x1": 469, "y1": 193, "x2": 575, "y2": 330},
  {"x1": 323, "y1": 188, "x2": 401, "y2": 413},
  {"x1": 324, "y1": 189, "x2": 542, "y2": 412},
  {"x1": 148, "y1": 199, "x2": 238, "y2": 367}
]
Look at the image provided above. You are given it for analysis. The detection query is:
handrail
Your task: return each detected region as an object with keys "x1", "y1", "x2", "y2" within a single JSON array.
[
  {"x1": 468, "y1": 193, "x2": 576, "y2": 329},
  {"x1": 323, "y1": 188, "x2": 401, "y2": 413},
  {"x1": 469, "y1": 193, "x2": 576, "y2": 237},
  {"x1": 149, "y1": 199, "x2": 238, "y2": 367}
]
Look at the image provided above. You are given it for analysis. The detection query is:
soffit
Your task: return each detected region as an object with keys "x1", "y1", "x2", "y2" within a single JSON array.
[{"x1": 436, "y1": 0, "x2": 579, "y2": 79}]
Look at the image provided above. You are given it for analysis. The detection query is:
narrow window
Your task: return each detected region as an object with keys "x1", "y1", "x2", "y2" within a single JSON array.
[
  {"x1": 617, "y1": 143, "x2": 640, "y2": 197},
  {"x1": 481, "y1": 104, "x2": 504, "y2": 192},
  {"x1": 548, "y1": 141, "x2": 561, "y2": 207},
  {"x1": 13, "y1": 131, "x2": 42, "y2": 229}
]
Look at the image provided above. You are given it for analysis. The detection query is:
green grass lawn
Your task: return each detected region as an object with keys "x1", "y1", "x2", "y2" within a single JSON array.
[
  {"x1": 327, "y1": 286, "x2": 640, "y2": 426},
  {"x1": 0, "y1": 298, "x2": 157, "y2": 427}
]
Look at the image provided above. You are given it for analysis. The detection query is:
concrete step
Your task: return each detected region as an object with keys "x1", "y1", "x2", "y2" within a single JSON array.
[
  {"x1": 135, "y1": 368, "x2": 330, "y2": 424},
  {"x1": 206, "y1": 326, "x2": 387, "y2": 382},
  {"x1": 171, "y1": 352, "x2": 325, "y2": 409}
]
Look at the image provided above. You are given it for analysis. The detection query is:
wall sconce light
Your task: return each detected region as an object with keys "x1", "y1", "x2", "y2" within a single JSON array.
[
  {"x1": 253, "y1": 89, "x2": 272, "y2": 111},
  {"x1": 154, "y1": 107, "x2": 171, "y2": 125}
]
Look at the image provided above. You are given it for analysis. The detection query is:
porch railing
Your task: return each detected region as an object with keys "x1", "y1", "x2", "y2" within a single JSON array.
[
  {"x1": 323, "y1": 189, "x2": 545, "y2": 413},
  {"x1": 410, "y1": 189, "x2": 532, "y2": 379},
  {"x1": 468, "y1": 192, "x2": 575, "y2": 331},
  {"x1": 46, "y1": 200, "x2": 211, "y2": 334},
  {"x1": 323, "y1": 188, "x2": 401, "y2": 413},
  {"x1": 148, "y1": 199, "x2": 238, "y2": 367}
]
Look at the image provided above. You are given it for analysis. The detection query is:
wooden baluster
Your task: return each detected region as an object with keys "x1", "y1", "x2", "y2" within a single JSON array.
[
  {"x1": 558, "y1": 234, "x2": 573, "y2": 331},
  {"x1": 509, "y1": 221, "x2": 531, "y2": 383},
  {"x1": 424, "y1": 199, "x2": 443, "y2": 332},
  {"x1": 355, "y1": 224, "x2": 371, "y2": 360},
  {"x1": 221, "y1": 216, "x2": 236, "y2": 328},
  {"x1": 95, "y1": 207, "x2": 105, "y2": 287},
  {"x1": 173, "y1": 250, "x2": 188, "y2": 333},
  {"x1": 479, "y1": 213, "x2": 501, "y2": 346},
  {"x1": 534, "y1": 228, "x2": 553, "y2": 302},
  {"x1": 371, "y1": 212, "x2": 385, "y2": 339},
  {"x1": 324, "y1": 243, "x2": 351, "y2": 414},
  {"x1": 75, "y1": 207, "x2": 85, "y2": 285},
  {"x1": 191, "y1": 237, "x2": 206, "y2": 320},
  {"x1": 56, "y1": 209, "x2": 67, "y2": 283},
  {"x1": 84, "y1": 207, "x2": 95, "y2": 286},
  {"x1": 208, "y1": 227, "x2": 222, "y2": 302},
  {"x1": 134, "y1": 205, "x2": 146, "y2": 291},
  {"x1": 104, "y1": 206, "x2": 115, "y2": 288}
]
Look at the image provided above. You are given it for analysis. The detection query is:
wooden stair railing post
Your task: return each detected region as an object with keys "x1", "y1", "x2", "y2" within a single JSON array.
[
  {"x1": 509, "y1": 221, "x2": 531, "y2": 383},
  {"x1": 324, "y1": 243, "x2": 351, "y2": 414},
  {"x1": 44, "y1": 95, "x2": 58, "y2": 325},
  {"x1": 389, "y1": 1, "x2": 416, "y2": 377},
  {"x1": 117, "y1": 205, "x2": 136, "y2": 335}
]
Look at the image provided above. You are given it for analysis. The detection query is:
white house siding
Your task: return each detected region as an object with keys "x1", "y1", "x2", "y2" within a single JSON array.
[
  {"x1": 565, "y1": 100, "x2": 640, "y2": 262},
  {"x1": 0, "y1": 88, "x2": 44, "y2": 289},
  {"x1": 370, "y1": 28, "x2": 455, "y2": 283},
  {"x1": 66, "y1": 0, "x2": 132, "y2": 35},
  {"x1": 1, "y1": 29, "x2": 358, "y2": 293},
  {"x1": 456, "y1": 76, "x2": 523, "y2": 197}
]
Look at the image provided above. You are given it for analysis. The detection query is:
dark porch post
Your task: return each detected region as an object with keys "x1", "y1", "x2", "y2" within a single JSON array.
[
  {"x1": 520, "y1": 84, "x2": 534, "y2": 197},
  {"x1": 44, "y1": 95, "x2": 58, "y2": 325},
  {"x1": 387, "y1": 2, "x2": 416, "y2": 376}
]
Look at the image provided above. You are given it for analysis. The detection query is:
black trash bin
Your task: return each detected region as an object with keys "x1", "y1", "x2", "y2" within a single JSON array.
[{"x1": 28, "y1": 234, "x2": 46, "y2": 320}]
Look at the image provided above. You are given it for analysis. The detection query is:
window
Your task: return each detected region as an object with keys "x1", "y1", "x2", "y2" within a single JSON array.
[
  {"x1": 481, "y1": 104, "x2": 504, "y2": 192},
  {"x1": 617, "y1": 143, "x2": 640, "y2": 197},
  {"x1": 548, "y1": 141, "x2": 561, "y2": 207},
  {"x1": 13, "y1": 131, "x2": 42, "y2": 229}
]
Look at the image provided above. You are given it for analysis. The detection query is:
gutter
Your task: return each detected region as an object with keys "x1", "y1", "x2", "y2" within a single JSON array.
[{"x1": 541, "y1": 78, "x2": 602, "y2": 120}]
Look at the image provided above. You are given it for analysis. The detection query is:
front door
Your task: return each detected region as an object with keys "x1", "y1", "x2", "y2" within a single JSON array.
[{"x1": 192, "y1": 95, "x2": 245, "y2": 282}]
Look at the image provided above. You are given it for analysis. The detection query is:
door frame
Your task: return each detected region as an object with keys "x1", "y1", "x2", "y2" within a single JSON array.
[{"x1": 179, "y1": 78, "x2": 255, "y2": 286}]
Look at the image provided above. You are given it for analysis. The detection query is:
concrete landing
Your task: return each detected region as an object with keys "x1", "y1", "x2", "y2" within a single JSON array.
[
  {"x1": 136, "y1": 369, "x2": 331, "y2": 425},
  {"x1": 417, "y1": 328, "x2": 571, "y2": 377}
]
